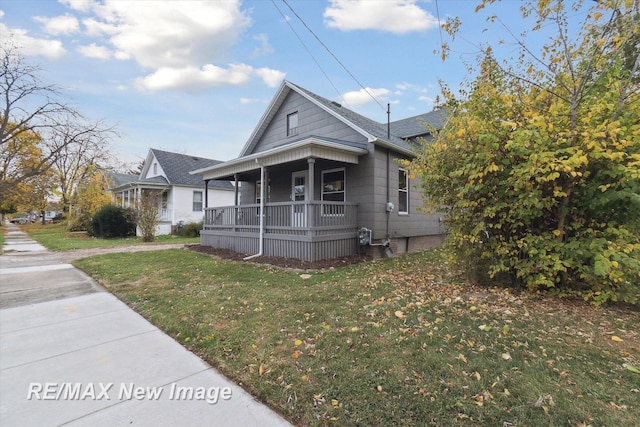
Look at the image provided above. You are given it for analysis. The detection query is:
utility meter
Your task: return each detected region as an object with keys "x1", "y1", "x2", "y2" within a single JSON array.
[{"x1": 358, "y1": 227, "x2": 371, "y2": 245}]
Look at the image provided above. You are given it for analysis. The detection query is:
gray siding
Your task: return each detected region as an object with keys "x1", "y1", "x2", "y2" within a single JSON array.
[
  {"x1": 201, "y1": 231, "x2": 358, "y2": 262},
  {"x1": 252, "y1": 91, "x2": 368, "y2": 154},
  {"x1": 235, "y1": 147, "x2": 442, "y2": 243},
  {"x1": 370, "y1": 147, "x2": 443, "y2": 240}
]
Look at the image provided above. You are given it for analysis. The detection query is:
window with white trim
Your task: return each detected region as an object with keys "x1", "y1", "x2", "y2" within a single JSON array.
[
  {"x1": 322, "y1": 168, "x2": 345, "y2": 215},
  {"x1": 287, "y1": 112, "x2": 298, "y2": 136},
  {"x1": 398, "y1": 168, "x2": 409, "y2": 214},
  {"x1": 192, "y1": 191, "x2": 203, "y2": 212}
]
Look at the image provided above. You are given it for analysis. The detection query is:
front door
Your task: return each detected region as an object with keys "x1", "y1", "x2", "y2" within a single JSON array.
[{"x1": 291, "y1": 171, "x2": 308, "y2": 227}]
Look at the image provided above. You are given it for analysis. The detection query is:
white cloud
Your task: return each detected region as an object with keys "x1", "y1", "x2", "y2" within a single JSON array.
[
  {"x1": 0, "y1": 23, "x2": 66, "y2": 59},
  {"x1": 342, "y1": 87, "x2": 390, "y2": 106},
  {"x1": 254, "y1": 67, "x2": 285, "y2": 87},
  {"x1": 84, "y1": 1, "x2": 252, "y2": 69},
  {"x1": 82, "y1": 18, "x2": 119, "y2": 37},
  {"x1": 252, "y1": 33, "x2": 274, "y2": 57},
  {"x1": 59, "y1": 0, "x2": 94, "y2": 13},
  {"x1": 68, "y1": 1, "x2": 284, "y2": 92},
  {"x1": 394, "y1": 82, "x2": 429, "y2": 96},
  {"x1": 324, "y1": 0, "x2": 439, "y2": 33},
  {"x1": 78, "y1": 43, "x2": 111, "y2": 59},
  {"x1": 136, "y1": 64, "x2": 251, "y2": 92},
  {"x1": 136, "y1": 63, "x2": 284, "y2": 92},
  {"x1": 34, "y1": 14, "x2": 79, "y2": 35}
]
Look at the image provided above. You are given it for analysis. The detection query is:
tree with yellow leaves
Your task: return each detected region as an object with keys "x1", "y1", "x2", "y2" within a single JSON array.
[{"x1": 412, "y1": 0, "x2": 639, "y2": 304}]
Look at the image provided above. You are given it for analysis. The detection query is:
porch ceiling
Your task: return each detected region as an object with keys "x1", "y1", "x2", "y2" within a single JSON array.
[{"x1": 191, "y1": 137, "x2": 369, "y2": 180}]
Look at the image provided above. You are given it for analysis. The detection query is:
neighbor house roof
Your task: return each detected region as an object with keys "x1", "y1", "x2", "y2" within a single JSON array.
[
  {"x1": 149, "y1": 149, "x2": 230, "y2": 188},
  {"x1": 107, "y1": 172, "x2": 139, "y2": 188},
  {"x1": 109, "y1": 149, "x2": 234, "y2": 191}
]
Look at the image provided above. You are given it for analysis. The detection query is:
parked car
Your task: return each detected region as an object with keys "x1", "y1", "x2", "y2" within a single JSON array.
[
  {"x1": 10, "y1": 216, "x2": 34, "y2": 224},
  {"x1": 44, "y1": 211, "x2": 59, "y2": 223}
]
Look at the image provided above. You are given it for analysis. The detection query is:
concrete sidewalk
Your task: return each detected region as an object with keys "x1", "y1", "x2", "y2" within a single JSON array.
[{"x1": 0, "y1": 223, "x2": 292, "y2": 426}]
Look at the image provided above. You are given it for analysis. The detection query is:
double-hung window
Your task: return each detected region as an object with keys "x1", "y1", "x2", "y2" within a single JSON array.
[
  {"x1": 193, "y1": 191, "x2": 203, "y2": 212},
  {"x1": 287, "y1": 112, "x2": 298, "y2": 136},
  {"x1": 321, "y1": 168, "x2": 345, "y2": 215},
  {"x1": 398, "y1": 168, "x2": 409, "y2": 214}
]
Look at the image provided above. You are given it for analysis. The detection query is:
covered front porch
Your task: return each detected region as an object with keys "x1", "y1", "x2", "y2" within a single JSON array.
[
  {"x1": 111, "y1": 185, "x2": 172, "y2": 235},
  {"x1": 203, "y1": 200, "x2": 358, "y2": 261},
  {"x1": 193, "y1": 137, "x2": 369, "y2": 261}
]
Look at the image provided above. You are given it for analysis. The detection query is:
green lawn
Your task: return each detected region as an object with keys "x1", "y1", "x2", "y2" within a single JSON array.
[
  {"x1": 74, "y1": 249, "x2": 640, "y2": 426},
  {"x1": 24, "y1": 223, "x2": 198, "y2": 251}
]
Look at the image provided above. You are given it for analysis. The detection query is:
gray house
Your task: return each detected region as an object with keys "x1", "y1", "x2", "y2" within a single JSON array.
[{"x1": 191, "y1": 81, "x2": 446, "y2": 261}]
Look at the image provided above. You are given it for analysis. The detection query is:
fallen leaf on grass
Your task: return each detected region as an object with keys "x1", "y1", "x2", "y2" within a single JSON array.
[
  {"x1": 611, "y1": 335, "x2": 624, "y2": 342},
  {"x1": 259, "y1": 363, "x2": 265, "y2": 376},
  {"x1": 458, "y1": 354, "x2": 468, "y2": 363},
  {"x1": 623, "y1": 363, "x2": 640, "y2": 374},
  {"x1": 394, "y1": 310, "x2": 405, "y2": 319},
  {"x1": 479, "y1": 324, "x2": 492, "y2": 331},
  {"x1": 501, "y1": 352, "x2": 512, "y2": 361}
]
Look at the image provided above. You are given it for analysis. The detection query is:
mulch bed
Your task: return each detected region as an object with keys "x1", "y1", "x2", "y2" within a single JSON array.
[{"x1": 186, "y1": 244, "x2": 370, "y2": 271}]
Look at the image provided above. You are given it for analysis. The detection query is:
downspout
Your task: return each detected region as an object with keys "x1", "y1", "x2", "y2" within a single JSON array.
[
  {"x1": 386, "y1": 103, "x2": 391, "y2": 240},
  {"x1": 244, "y1": 159, "x2": 265, "y2": 260},
  {"x1": 384, "y1": 104, "x2": 394, "y2": 258}
]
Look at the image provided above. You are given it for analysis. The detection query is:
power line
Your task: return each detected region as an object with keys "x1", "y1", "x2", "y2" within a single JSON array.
[
  {"x1": 279, "y1": 0, "x2": 385, "y2": 111},
  {"x1": 270, "y1": 0, "x2": 346, "y2": 107},
  {"x1": 435, "y1": 0, "x2": 445, "y2": 55}
]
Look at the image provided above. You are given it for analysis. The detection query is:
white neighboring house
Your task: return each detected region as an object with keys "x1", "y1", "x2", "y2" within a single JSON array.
[{"x1": 108, "y1": 149, "x2": 235, "y2": 236}]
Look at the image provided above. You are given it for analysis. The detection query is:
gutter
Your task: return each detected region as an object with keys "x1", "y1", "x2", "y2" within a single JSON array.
[{"x1": 244, "y1": 159, "x2": 265, "y2": 260}]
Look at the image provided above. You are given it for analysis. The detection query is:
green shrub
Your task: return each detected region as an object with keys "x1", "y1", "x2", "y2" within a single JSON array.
[
  {"x1": 89, "y1": 205, "x2": 136, "y2": 238},
  {"x1": 174, "y1": 221, "x2": 202, "y2": 237},
  {"x1": 67, "y1": 213, "x2": 90, "y2": 232}
]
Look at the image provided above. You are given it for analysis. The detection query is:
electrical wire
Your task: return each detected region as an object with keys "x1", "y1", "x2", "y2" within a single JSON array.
[
  {"x1": 270, "y1": 0, "x2": 346, "y2": 107},
  {"x1": 279, "y1": 0, "x2": 385, "y2": 111}
]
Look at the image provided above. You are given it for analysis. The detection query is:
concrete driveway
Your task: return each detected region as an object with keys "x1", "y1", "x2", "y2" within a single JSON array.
[{"x1": 0, "y1": 223, "x2": 291, "y2": 426}]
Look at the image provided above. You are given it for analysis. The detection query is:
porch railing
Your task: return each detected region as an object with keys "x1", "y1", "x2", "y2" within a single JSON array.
[
  {"x1": 204, "y1": 201, "x2": 357, "y2": 236},
  {"x1": 159, "y1": 208, "x2": 171, "y2": 222}
]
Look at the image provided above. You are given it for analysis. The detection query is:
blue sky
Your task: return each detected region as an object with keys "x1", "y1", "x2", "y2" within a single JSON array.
[{"x1": 0, "y1": 0, "x2": 586, "y2": 168}]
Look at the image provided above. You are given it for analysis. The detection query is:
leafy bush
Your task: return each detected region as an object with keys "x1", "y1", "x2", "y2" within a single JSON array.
[
  {"x1": 174, "y1": 221, "x2": 202, "y2": 237},
  {"x1": 89, "y1": 205, "x2": 136, "y2": 238},
  {"x1": 67, "y1": 213, "x2": 91, "y2": 232},
  {"x1": 137, "y1": 191, "x2": 160, "y2": 242},
  {"x1": 410, "y1": 2, "x2": 640, "y2": 304}
]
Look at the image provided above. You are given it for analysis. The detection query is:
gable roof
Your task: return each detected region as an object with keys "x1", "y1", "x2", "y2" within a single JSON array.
[
  {"x1": 109, "y1": 149, "x2": 233, "y2": 191},
  {"x1": 240, "y1": 80, "x2": 446, "y2": 158},
  {"x1": 240, "y1": 80, "x2": 420, "y2": 157},
  {"x1": 146, "y1": 149, "x2": 233, "y2": 189}
]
